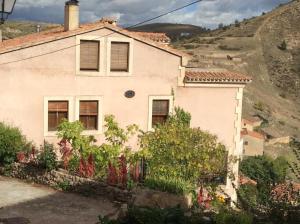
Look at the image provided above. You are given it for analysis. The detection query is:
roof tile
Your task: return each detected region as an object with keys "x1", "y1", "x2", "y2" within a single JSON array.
[
  {"x1": 0, "y1": 21, "x2": 187, "y2": 57},
  {"x1": 185, "y1": 69, "x2": 252, "y2": 84}
]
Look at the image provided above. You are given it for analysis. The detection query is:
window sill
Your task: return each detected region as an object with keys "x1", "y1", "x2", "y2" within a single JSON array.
[
  {"x1": 44, "y1": 131, "x2": 58, "y2": 137},
  {"x1": 76, "y1": 71, "x2": 104, "y2": 77},
  {"x1": 108, "y1": 72, "x2": 132, "y2": 77}
]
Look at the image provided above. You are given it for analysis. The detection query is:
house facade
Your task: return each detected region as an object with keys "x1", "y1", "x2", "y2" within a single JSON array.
[{"x1": 0, "y1": 1, "x2": 251, "y2": 202}]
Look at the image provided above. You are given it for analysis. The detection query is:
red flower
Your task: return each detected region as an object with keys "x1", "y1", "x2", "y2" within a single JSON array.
[{"x1": 17, "y1": 152, "x2": 26, "y2": 163}]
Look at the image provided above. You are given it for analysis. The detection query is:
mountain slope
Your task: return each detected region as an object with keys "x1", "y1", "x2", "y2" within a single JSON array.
[
  {"x1": 173, "y1": 0, "x2": 300, "y2": 140},
  {"x1": 129, "y1": 23, "x2": 207, "y2": 40},
  {"x1": 0, "y1": 21, "x2": 59, "y2": 40}
]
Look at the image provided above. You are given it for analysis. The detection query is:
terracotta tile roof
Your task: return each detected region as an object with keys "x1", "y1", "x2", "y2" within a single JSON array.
[
  {"x1": 241, "y1": 129, "x2": 265, "y2": 140},
  {"x1": 239, "y1": 175, "x2": 257, "y2": 186},
  {"x1": 271, "y1": 182, "x2": 300, "y2": 203},
  {"x1": 0, "y1": 21, "x2": 187, "y2": 58},
  {"x1": 242, "y1": 117, "x2": 262, "y2": 125},
  {"x1": 184, "y1": 69, "x2": 252, "y2": 84}
]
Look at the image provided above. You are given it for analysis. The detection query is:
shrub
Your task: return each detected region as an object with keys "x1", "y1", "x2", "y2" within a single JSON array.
[
  {"x1": 144, "y1": 176, "x2": 194, "y2": 195},
  {"x1": 238, "y1": 184, "x2": 259, "y2": 211},
  {"x1": 57, "y1": 116, "x2": 140, "y2": 182},
  {"x1": 214, "y1": 209, "x2": 253, "y2": 224},
  {"x1": 37, "y1": 142, "x2": 58, "y2": 171},
  {"x1": 240, "y1": 156, "x2": 288, "y2": 185},
  {"x1": 140, "y1": 108, "x2": 227, "y2": 191},
  {"x1": 0, "y1": 122, "x2": 30, "y2": 165},
  {"x1": 278, "y1": 40, "x2": 287, "y2": 50},
  {"x1": 253, "y1": 102, "x2": 264, "y2": 111}
]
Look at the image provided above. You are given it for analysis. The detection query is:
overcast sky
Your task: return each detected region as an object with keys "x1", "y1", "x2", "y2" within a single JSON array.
[{"x1": 10, "y1": 0, "x2": 291, "y2": 28}]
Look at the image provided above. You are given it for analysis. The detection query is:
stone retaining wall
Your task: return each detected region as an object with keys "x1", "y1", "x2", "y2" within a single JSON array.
[{"x1": 0, "y1": 163, "x2": 192, "y2": 210}]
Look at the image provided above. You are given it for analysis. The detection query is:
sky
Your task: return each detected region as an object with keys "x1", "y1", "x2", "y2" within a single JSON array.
[{"x1": 9, "y1": 0, "x2": 291, "y2": 28}]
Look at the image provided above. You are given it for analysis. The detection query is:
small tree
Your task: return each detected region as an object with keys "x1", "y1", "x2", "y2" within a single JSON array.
[{"x1": 140, "y1": 108, "x2": 228, "y2": 188}]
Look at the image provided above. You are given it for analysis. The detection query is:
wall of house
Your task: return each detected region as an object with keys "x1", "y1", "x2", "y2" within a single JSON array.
[
  {"x1": 243, "y1": 135, "x2": 264, "y2": 156},
  {"x1": 0, "y1": 27, "x2": 243, "y2": 202},
  {"x1": 0, "y1": 28, "x2": 180, "y2": 144}
]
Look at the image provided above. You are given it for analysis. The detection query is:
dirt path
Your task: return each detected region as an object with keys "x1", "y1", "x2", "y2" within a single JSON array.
[{"x1": 0, "y1": 176, "x2": 117, "y2": 224}]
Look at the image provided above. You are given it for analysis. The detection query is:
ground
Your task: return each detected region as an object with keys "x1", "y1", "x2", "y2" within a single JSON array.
[{"x1": 0, "y1": 176, "x2": 117, "y2": 224}]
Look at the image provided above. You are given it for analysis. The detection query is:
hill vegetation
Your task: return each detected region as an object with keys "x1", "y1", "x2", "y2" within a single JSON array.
[{"x1": 0, "y1": 20, "x2": 59, "y2": 40}]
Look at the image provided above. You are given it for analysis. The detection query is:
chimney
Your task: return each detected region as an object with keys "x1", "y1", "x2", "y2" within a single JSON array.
[{"x1": 64, "y1": 0, "x2": 79, "y2": 31}]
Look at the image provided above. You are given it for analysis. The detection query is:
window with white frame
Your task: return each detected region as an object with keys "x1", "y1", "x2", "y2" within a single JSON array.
[
  {"x1": 148, "y1": 96, "x2": 173, "y2": 130},
  {"x1": 76, "y1": 36, "x2": 104, "y2": 76},
  {"x1": 79, "y1": 100, "x2": 98, "y2": 130},
  {"x1": 80, "y1": 40, "x2": 100, "y2": 71},
  {"x1": 75, "y1": 96, "x2": 102, "y2": 134},
  {"x1": 44, "y1": 97, "x2": 74, "y2": 136},
  {"x1": 107, "y1": 38, "x2": 133, "y2": 76}
]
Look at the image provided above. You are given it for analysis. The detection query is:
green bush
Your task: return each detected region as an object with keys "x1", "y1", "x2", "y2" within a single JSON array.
[
  {"x1": 214, "y1": 209, "x2": 253, "y2": 224},
  {"x1": 37, "y1": 142, "x2": 58, "y2": 171},
  {"x1": 144, "y1": 176, "x2": 194, "y2": 195},
  {"x1": 0, "y1": 122, "x2": 30, "y2": 165},
  {"x1": 237, "y1": 184, "x2": 259, "y2": 211},
  {"x1": 140, "y1": 108, "x2": 227, "y2": 188},
  {"x1": 240, "y1": 156, "x2": 288, "y2": 185}
]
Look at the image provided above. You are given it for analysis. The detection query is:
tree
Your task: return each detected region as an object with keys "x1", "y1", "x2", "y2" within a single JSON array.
[{"x1": 140, "y1": 107, "x2": 228, "y2": 186}]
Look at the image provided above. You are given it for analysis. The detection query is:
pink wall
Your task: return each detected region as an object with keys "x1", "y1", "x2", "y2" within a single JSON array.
[{"x1": 0, "y1": 28, "x2": 238, "y2": 151}]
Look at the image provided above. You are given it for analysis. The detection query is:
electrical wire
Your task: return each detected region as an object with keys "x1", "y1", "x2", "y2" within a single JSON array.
[{"x1": 0, "y1": 0, "x2": 207, "y2": 66}]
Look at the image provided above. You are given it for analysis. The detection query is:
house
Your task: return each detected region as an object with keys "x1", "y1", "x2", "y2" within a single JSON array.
[
  {"x1": 241, "y1": 117, "x2": 263, "y2": 131},
  {"x1": 0, "y1": 1, "x2": 251, "y2": 202},
  {"x1": 241, "y1": 129, "x2": 265, "y2": 157}
]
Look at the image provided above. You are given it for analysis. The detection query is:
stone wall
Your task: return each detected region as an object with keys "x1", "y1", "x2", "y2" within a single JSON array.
[{"x1": 0, "y1": 163, "x2": 192, "y2": 210}]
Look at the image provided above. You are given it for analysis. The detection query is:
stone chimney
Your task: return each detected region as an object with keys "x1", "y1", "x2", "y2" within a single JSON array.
[{"x1": 64, "y1": 0, "x2": 79, "y2": 31}]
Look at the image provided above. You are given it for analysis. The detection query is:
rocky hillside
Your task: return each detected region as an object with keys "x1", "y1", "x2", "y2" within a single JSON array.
[{"x1": 173, "y1": 0, "x2": 300, "y2": 140}]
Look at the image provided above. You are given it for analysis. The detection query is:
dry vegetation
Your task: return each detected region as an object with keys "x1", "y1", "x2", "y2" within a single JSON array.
[{"x1": 0, "y1": 20, "x2": 59, "y2": 40}]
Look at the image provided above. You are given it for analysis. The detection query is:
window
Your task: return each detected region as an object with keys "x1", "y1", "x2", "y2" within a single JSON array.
[
  {"x1": 152, "y1": 100, "x2": 170, "y2": 127},
  {"x1": 80, "y1": 40, "x2": 99, "y2": 71},
  {"x1": 79, "y1": 101, "x2": 98, "y2": 130},
  {"x1": 110, "y1": 42, "x2": 129, "y2": 72},
  {"x1": 48, "y1": 101, "x2": 68, "y2": 131},
  {"x1": 244, "y1": 141, "x2": 249, "y2": 146}
]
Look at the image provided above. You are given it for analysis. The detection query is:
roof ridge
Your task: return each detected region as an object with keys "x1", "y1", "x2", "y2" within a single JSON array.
[{"x1": 0, "y1": 21, "x2": 187, "y2": 58}]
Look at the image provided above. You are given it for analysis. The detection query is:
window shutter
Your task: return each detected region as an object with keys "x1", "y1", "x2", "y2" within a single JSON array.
[
  {"x1": 79, "y1": 101, "x2": 98, "y2": 130},
  {"x1": 80, "y1": 101, "x2": 98, "y2": 116},
  {"x1": 152, "y1": 100, "x2": 170, "y2": 127},
  {"x1": 111, "y1": 42, "x2": 129, "y2": 72},
  {"x1": 80, "y1": 40, "x2": 100, "y2": 71},
  {"x1": 48, "y1": 101, "x2": 68, "y2": 112},
  {"x1": 48, "y1": 101, "x2": 68, "y2": 131},
  {"x1": 152, "y1": 100, "x2": 169, "y2": 115}
]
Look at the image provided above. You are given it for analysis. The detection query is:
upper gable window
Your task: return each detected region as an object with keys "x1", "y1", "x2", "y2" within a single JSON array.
[
  {"x1": 110, "y1": 42, "x2": 129, "y2": 72},
  {"x1": 80, "y1": 40, "x2": 100, "y2": 71}
]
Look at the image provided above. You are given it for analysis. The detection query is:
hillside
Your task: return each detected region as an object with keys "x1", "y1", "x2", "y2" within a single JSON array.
[
  {"x1": 129, "y1": 23, "x2": 207, "y2": 40},
  {"x1": 173, "y1": 0, "x2": 300, "y2": 181},
  {"x1": 0, "y1": 20, "x2": 59, "y2": 40}
]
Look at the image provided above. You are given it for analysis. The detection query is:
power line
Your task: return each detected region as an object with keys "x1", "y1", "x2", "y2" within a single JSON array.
[{"x1": 0, "y1": 0, "x2": 207, "y2": 66}]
